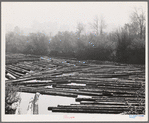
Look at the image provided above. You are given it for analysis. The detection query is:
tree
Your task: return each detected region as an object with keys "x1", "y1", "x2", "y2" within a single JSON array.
[
  {"x1": 90, "y1": 15, "x2": 106, "y2": 35},
  {"x1": 130, "y1": 7, "x2": 146, "y2": 39},
  {"x1": 91, "y1": 16, "x2": 99, "y2": 35},
  {"x1": 99, "y1": 15, "x2": 106, "y2": 35},
  {"x1": 76, "y1": 22, "x2": 84, "y2": 38},
  {"x1": 115, "y1": 28, "x2": 132, "y2": 63}
]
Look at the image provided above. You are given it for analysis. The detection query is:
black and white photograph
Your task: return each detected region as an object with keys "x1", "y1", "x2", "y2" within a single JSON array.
[{"x1": 1, "y1": 1, "x2": 148, "y2": 121}]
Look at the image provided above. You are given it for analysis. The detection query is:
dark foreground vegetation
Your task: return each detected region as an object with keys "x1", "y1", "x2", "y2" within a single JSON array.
[
  {"x1": 5, "y1": 53, "x2": 145, "y2": 114},
  {"x1": 5, "y1": 83, "x2": 20, "y2": 114}
]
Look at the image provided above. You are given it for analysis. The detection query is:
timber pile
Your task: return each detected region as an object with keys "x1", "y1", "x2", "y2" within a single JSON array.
[{"x1": 5, "y1": 53, "x2": 145, "y2": 114}]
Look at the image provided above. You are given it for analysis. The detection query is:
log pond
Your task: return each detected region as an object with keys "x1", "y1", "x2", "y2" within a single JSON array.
[{"x1": 5, "y1": 53, "x2": 145, "y2": 115}]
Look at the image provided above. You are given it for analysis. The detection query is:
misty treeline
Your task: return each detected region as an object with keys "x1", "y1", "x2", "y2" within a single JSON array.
[{"x1": 6, "y1": 8, "x2": 145, "y2": 64}]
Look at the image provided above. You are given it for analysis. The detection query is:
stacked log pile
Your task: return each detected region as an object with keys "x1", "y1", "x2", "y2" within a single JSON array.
[{"x1": 5, "y1": 53, "x2": 145, "y2": 114}]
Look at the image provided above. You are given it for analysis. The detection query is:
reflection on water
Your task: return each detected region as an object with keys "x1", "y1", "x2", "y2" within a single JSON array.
[
  {"x1": 19, "y1": 92, "x2": 80, "y2": 114},
  {"x1": 66, "y1": 83, "x2": 86, "y2": 86}
]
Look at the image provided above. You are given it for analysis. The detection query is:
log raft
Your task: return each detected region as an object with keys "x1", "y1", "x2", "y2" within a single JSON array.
[{"x1": 5, "y1": 53, "x2": 145, "y2": 114}]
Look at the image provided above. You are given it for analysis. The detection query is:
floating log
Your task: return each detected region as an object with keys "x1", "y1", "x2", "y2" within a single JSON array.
[
  {"x1": 55, "y1": 84, "x2": 142, "y2": 91},
  {"x1": 21, "y1": 68, "x2": 63, "y2": 78},
  {"x1": 77, "y1": 73, "x2": 131, "y2": 78},
  {"x1": 5, "y1": 73, "x2": 15, "y2": 80},
  {"x1": 6, "y1": 72, "x2": 63, "y2": 84},
  {"x1": 79, "y1": 101, "x2": 144, "y2": 106},
  {"x1": 15, "y1": 64, "x2": 32, "y2": 71},
  {"x1": 76, "y1": 98, "x2": 143, "y2": 103},
  {"x1": 80, "y1": 101, "x2": 126, "y2": 105},
  {"x1": 50, "y1": 108, "x2": 124, "y2": 114},
  {"x1": 6, "y1": 69, "x2": 24, "y2": 76},
  {"x1": 91, "y1": 96, "x2": 145, "y2": 102},
  {"x1": 18, "y1": 83, "x2": 51, "y2": 87},
  {"x1": 6, "y1": 77, "x2": 37, "y2": 84},
  {"x1": 14, "y1": 65, "x2": 31, "y2": 71},
  {"x1": 59, "y1": 104, "x2": 132, "y2": 108},
  {"x1": 79, "y1": 88, "x2": 142, "y2": 95},
  {"x1": 39, "y1": 76, "x2": 144, "y2": 86},
  {"x1": 48, "y1": 106, "x2": 130, "y2": 111},
  {"x1": 75, "y1": 97, "x2": 145, "y2": 103},
  {"x1": 95, "y1": 86, "x2": 141, "y2": 91},
  {"x1": 18, "y1": 86, "x2": 103, "y2": 96},
  {"x1": 69, "y1": 104, "x2": 143, "y2": 111},
  {"x1": 75, "y1": 98, "x2": 97, "y2": 102},
  {"x1": 95, "y1": 83, "x2": 142, "y2": 88},
  {"x1": 92, "y1": 82, "x2": 143, "y2": 87},
  {"x1": 6, "y1": 70, "x2": 20, "y2": 78},
  {"x1": 75, "y1": 98, "x2": 125, "y2": 102},
  {"x1": 7, "y1": 65, "x2": 28, "y2": 73},
  {"x1": 112, "y1": 93, "x2": 145, "y2": 98},
  {"x1": 60, "y1": 105, "x2": 132, "y2": 111},
  {"x1": 19, "y1": 87, "x2": 77, "y2": 98},
  {"x1": 12, "y1": 80, "x2": 54, "y2": 85},
  {"x1": 67, "y1": 77, "x2": 144, "y2": 84},
  {"x1": 55, "y1": 84, "x2": 86, "y2": 89}
]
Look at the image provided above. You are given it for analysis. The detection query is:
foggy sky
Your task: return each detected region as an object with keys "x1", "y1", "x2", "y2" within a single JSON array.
[{"x1": 2, "y1": 2, "x2": 147, "y2": 35}]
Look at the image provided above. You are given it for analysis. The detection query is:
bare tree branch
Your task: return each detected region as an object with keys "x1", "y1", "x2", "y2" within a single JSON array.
[
  {"x1": 130, "y1": 7, "x2": 146, "y2": 39},
  {"x1": 90, "y1": 15, "x2": 106, "y2": 35}
]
